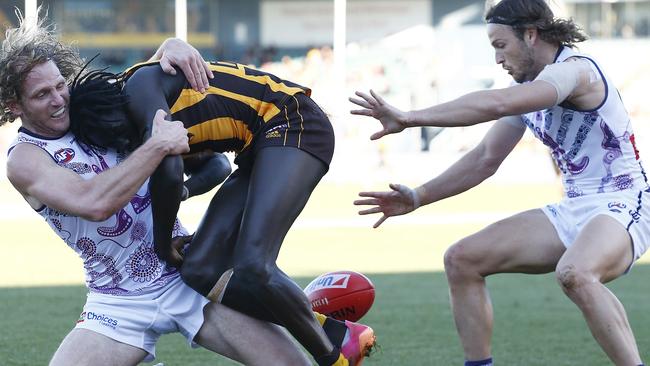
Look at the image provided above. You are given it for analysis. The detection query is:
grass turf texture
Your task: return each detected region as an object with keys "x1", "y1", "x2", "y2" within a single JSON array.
[
  {"x1": 2, "y1": 181, "x2": 650, "y2": 365},
  {"x1": 2, "y1": 268, "x2": 650, "y2": 365}
]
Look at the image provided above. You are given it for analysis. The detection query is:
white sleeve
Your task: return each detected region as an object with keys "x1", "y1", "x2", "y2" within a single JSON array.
[{"x1": 534, "y1": 60, "x2": 590, "y2": 105}]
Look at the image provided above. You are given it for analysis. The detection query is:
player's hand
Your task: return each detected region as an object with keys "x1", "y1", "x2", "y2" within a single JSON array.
[
  {"x1": 156, "y1": 38, "x2": 213, "y2": 93},
  {"x1": 165, "y1": 234, "x2": 194, "y2": 268},
  {"x1": 349, "y1": 90, "x2": 409, "y2": 140},
  {"x1": 151, "y1": 109, "x2": 190, "y2": 155},
  {"x1": 354, "y1": 183, "x2": 421, "y2": 228},
  {"x1": 157, "y1": 234, "x2": 192, "y2": 268}
]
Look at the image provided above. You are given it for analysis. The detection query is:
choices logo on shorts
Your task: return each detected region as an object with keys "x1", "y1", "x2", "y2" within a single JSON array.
[{"x1": 82, "y1": 311, "x2": 119, "y2": 330}]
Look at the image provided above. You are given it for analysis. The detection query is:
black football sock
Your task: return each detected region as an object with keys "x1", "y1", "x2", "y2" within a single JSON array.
[
  {"x1": 315, "y1": 346, "x2": 341, "y2": 366},
  {"x1": 323, "y1": 317, "x2": 348, "y2": 347}
]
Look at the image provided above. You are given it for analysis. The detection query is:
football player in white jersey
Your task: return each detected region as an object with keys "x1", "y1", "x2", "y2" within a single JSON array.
[
  {"x1": 351, "y1": 0, "x2": 647, "y2": 365},
  {"x1": 0, "y1": 12, "x2": 310, "y2": 366}
]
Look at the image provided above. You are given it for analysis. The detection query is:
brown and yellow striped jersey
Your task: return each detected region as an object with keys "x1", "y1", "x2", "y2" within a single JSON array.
[{"x1": 123, "y1": 61, "x2": 310, "y2": 159}]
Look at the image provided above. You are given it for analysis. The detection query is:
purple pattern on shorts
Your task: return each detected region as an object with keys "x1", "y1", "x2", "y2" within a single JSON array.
[
  {"x1": 97, "y1": 209, "x2": 133, "y2": 237},
  {"x1": 126, "y1": 243, "x2": 162, "y2": 283}
]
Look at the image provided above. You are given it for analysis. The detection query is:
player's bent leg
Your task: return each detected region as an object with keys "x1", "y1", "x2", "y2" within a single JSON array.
[
  {"x1": 444, "y1": 209, "x2": 565, "y2": 361},
  {"x1": 49, "y1": 329, "x2": 147, "y2": 366},
  {"x1": 222, "y1": 147, "x2": 346, "y2": 364},
  {"x1": 181, "y1": 171, "x2": 249, "y2": 296},
  {"x1": 194, "y1": 302, "x2": 311, "y2": 366},
  {"x1": 555, "y1": 214, "x2": 642, "y2": 365}
]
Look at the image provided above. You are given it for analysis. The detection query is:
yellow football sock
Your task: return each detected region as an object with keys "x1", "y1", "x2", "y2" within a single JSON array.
[
  {"x1": 331, "y1": 353, "x2": 349, "y2": 366},
  {"x1": 314, "y1": 311, "x2": 327, "y2": 326}
]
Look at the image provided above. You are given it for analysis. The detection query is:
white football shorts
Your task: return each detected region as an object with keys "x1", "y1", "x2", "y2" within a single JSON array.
[
  {"x1": 74, "y1": 276, "x2": 209, "y2": 362},
  {"x1": 542, "y1": 188, "x2": 650, "y2": 272}
]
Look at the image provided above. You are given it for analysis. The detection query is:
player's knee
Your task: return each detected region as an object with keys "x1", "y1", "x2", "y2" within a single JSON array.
[
  {"x1": 234, "y1": 260, "x2": 274, "y2": 288},
  {"x1": 444, "y1": 240, "x2": 477, "y2": 280},
  {"x1": 555, "y1": 264, "x2": 593, "y2": 294},
  {"x1": 181, "y1": 265, "x2": 218, "y2": 296}
]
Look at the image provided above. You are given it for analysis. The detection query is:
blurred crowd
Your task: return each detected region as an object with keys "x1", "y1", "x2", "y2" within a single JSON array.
[{"x1": 2, "y1": 1, "x2": 650, "y2": 184}]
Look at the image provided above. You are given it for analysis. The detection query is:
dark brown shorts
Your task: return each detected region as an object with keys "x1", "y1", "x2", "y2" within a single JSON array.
[{"x1": 252, "y1": 93, "x2": 335, "y2": 168}]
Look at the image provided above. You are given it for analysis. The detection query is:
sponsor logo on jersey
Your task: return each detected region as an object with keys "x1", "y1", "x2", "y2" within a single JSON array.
[
  {"x1": 304, "y1": 274, "x2": 350, "y2": 293},
  {"x1": 85, "y1": 311, "x2": 119, "y2": 329},
  {"x1": 53, "y1": 148, "x2": 75, "y2": 163}
]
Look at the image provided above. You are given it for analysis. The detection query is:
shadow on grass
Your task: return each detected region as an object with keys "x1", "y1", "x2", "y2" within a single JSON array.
[{"x1": 2, "y1": 265, "x2": 649, "y2": 365}]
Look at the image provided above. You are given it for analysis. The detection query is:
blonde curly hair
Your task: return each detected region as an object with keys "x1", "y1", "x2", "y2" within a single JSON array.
[{"x1": 0, "y1": 8, "x2": 83, "y2": 126}]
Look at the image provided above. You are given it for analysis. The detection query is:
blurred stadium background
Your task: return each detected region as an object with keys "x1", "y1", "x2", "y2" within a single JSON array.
[{"x1": 1, "y1": 0, "x2": 650, "y2": 365}]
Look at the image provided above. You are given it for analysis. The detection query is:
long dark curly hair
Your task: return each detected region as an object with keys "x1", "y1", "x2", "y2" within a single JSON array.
[
  {"x1": 69, "y1": 62, "x2": 140, "y2": 152},
  {"x1": 485, "y1": 0, "x2": 588, "y2": 48}
]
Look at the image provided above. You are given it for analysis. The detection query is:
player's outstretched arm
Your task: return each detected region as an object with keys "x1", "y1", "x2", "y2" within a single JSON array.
[
  {"x1": 351, "y1": 81, "x2": 557, "y2": 140},
  {"x1": 349, "y1": 89, "x2": 409, "y2": 140},
  {"x1": 355, "y1": 183, "x2": 422, "y2": 228},
  {"x1": 355, "y1": 118, "x2": 526, "y2": 228},
  {"x1": 149, "y1": 38, "x2": 213, "y2": 93}
]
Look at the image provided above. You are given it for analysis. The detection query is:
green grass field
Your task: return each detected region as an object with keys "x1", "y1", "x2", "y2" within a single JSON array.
[{"x1": 2, "y1": 180, "x2": 649, "y2": 365}]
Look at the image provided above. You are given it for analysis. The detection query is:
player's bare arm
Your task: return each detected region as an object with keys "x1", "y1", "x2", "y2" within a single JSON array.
[
  {"x1": 125, "y1": 65, "x2": 189, "y2": 265},
  {"x1": 6, "y1": 110, "x2": 188, "y2": 221},
  {"x1": 183, "y1": 152, "x2": 232, "y2": 200},
  {"x1": 351, "y1": 81, "x2": 557, "y2": 141},
  {"x1": 355, "y1": 118, "x2": 525, "y2": 227}
]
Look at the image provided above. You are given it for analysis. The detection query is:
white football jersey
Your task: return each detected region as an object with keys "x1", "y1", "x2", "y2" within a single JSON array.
[
  {"x1": 520, "y1": 46, "x2": 647, "y2": 197},
  {"x1": 9, "y1": 128, "x2": 187, "y2": 295}
]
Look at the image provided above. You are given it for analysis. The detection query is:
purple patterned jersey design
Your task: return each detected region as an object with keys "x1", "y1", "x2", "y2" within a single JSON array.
[
  {"x1": 518, "y1": 47, "x2": 647, "y2": 197},
  {"x1": 9, "y1": 130, "x2": 186, "y2": 296}
]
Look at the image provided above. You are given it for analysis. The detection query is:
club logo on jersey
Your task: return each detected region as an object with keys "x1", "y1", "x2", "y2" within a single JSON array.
[
  {"x1": 53, "y1": 148, "x2": 75, "y2": 164},
  {"x1": 304, "y1": 274, "x2": 350, "y2": 293}
]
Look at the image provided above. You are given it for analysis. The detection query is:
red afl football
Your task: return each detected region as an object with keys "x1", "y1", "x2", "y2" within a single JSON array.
[{"x1": 303, "y1": 270, "x2": 375, "y2": 322}]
